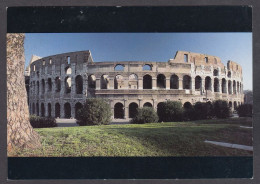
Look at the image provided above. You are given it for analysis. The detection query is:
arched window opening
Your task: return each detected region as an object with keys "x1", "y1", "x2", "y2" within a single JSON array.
[
  {"x1": 47, "y1": 78, "x2": 52, "y2": 92},
  {"x1": 36, "y1": 103, "x2": 39, "y2": 116},
  {"x1": 222, "y1": 78, "x2": 227, "y2": 93},
  {"x1": 48, "y1": 103, "x2": 52, "y2": 117},
  {"x1": 184, "y1": 54, "x2": 188, "y2": 62},
  {"x1": 237, "y1": 81, "x2": 240, "y2": 94},
  {"x1": 41, "y1": 79, "x2": 45, "y2": 94},
  {"x1": 67, "y1": 56, "x2": 70, "y2": 64},
  {"x1": 114, "y1": 64, "x2": 124, "y2": 71},
  {"x1": 228, "y1": 71, "x2": 231, "y2": 78},
  {"x1": 143, "y1": 74, "x2": 152, "y2": 89},
  {"x1": 55, "y1": 103, "x2": 60, "y2": 118},
  {"x1": 205, "y1": 57, "x2": 208, "y2": 63},
  {"x1": 55, "y1": 77, "x2": 61, "y2": 92},
  {"x1": 65, "y1": 77, "x2": 71, "y2": 93},
  {"x1": 64, "y1": 103, "x2": 71, "y2": 118},
  {"x1": 157, "y1": 74, "x2": 166, "y2": 89},
  {"x1": 75, "y1": 102, "x2": 83, "y2": 119},
  {"x1": 170, "y1": 75, "x2": 179, "y2": 89},
  {"x1": 114, "y1": 103, "x2": 124, "y2": 119},
  {"x1": 214, "y1": 78, "x2": 220, "y2": 92},
  {"x1": 75, "y1": 75, "x2": 83, "y2": 94},
  {"x1": 228, "y1": 80, "x2": 232, "y2": 94},
  {"x1": 114, "y1": 75, "x2": 124, "y2": 89},
  {"x1": 213, "y1": 69, "x2": 219, "y2": 76},
  {"x1": 229, "y1": 101, "x2": 232, "y2": 108},
  {"x1": 65, "y1": 67, "x2": 72, "y2": 75},
  {"x1": 205, "y1": 77, "x2": 212, "y2": 91},
  {"x1": 41, "y1": 103, "x2": 45, "y2": 117},
  {"x1": 234, "y1": 101, "x2": 238, "y2": 110},
  {"x1": 195, "y1": 76, "x2": 202, "y2": 90},
  {"x1": 143, "y1": 64, "x2": 152, "y2": 71},
  {"x1": 88, "y1": 75, "x2": 96, "y2": 89},
  {"x1": 101, "y1": 75, "x2": 109, "y2": 89},
  {"x1": 184, "y1": 102, "x2": 192, "y2": 109},
  {"x1": 183, "y1": 75, "x2": 191, "y2": 89},
  {"x1": 143, "y1": 102, "x2": 153, "y2": 108},
  {"x1": 129, "y1": 103, "x2": 138, "y2": 118},
  {"x1": 233, "y1": 80, "x2": 237, "y2": 94},
  {"x1": 49, "y1": 58, "x2": 52, "y2": 64},
  {"x1": 32, "y1": 103, "x2": 35, "y2": 114},
  {"x1": 129, "y1": 74, "x2": 138, "y2": 89}
]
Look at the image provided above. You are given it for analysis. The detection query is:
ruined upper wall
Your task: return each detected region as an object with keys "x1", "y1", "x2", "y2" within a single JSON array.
[
  {"x1": 227, "y1": 60, "x2": 242, "y2": 74},
  {"x1": 169, "y1": 51, "x2": 225, "y2": 69}
]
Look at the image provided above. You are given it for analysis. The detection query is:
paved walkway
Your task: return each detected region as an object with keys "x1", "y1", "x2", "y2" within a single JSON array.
[
  {"x1": 204, "y1": 140, "x2": 253, "y2": 151},
  {"x1": 240, "y1": 126, "x2": 253, "y2": 129}
]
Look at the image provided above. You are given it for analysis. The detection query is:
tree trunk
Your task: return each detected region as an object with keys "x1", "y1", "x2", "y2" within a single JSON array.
[{"x1": 7, "y1": 33, "x2": 41, "y2": 155}]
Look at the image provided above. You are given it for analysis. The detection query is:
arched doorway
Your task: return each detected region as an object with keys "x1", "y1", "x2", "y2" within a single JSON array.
[
  {"x1": 222, "y1": 78, "x2": 227, "y2": 93},
  {"x1": 183, "y1": 75, "x2": 191, "y2": 89},
  {"x1": 41, "y1": 103, "x2": 45, "y2": 117},
  {"x1": 170, "y1": 75, "x2": 179, "y2": 89},
  {"x1": 55, "y1": 103, "x2": 60, "y2": 118},
  {"x1": 214, "y1": 78, "x2": 219, "y2": 92},
  {"x1": 195, "y1": 76, "x2": 202, "y2": 90},
  {"x1": 157, "y1": 74, "x2": 166, "y2": 89},
  {"x1": 143, "y1": 102, "x2": 153, "y2": 107},
  {"x1": 114, "y1": 75, "x2": 124, "y2": 89},
  {"x1": 36, "y1": 103, "x2": 39, "y2": 116},
  {"x1": 101, "y1": 74, "x2": 109, "y2": 89},
  {"x1": 129, "y1": 102, "x2": 138, "y2": 118},
  {"x1": 48, "y1": 103, "x2": 51, "y2": 117},
  {"x1": 75, "y1": 75, "x2": 83, "y2": 94},
  {"x1": 184, "y1": 102, "x2": 192, "y2": 109},
  {"x1": 114, "y1": 102, "x2": 124, "y2": 119},
  {"x1": 55, "y1": 77, "x2": 61, "y2": 92},
  {"x1": 205, "y1": 76, "x2": 212, "y2": 90},
  {"x1": 88, "y1": 75, "x2": 96, "y2": 89},
  {"x1": 64, "y1": 103, "x2": 71, "y2": 118},
  {"x1": 75, "y1": 102, "x2": 83, "y2": 119},
  {"x1": 143, "y1": 74, "x2": 152, "y2": 89}
]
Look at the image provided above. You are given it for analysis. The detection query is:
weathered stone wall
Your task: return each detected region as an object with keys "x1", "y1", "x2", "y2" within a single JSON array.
[{"x1": 28, "y1": 50, "x2": 244, "y2": 119}]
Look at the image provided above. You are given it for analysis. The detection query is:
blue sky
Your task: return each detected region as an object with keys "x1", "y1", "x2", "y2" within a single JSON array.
[{"x1": 24, "y1": 33, "x2": 252, "y2": 90}]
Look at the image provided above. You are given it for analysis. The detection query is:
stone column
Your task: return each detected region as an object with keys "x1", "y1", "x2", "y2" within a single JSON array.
[
  {"x1": 124, "y1": 100, "x2": 129, "y2": 119},
  {"x1": 219, "y1": 79, "x2": 222, "y2": 93},
  {"x1": 83, "y1": 74, "x2": 87, "y2": 97},
  {"x1": 71, "y1": 102, "x2": 75, "y2": 118},
  {"x1": 211, "y1": 78, "x2": 214, "y2": 92},
  {"x1": 109, "y1": 78, "x2": 114, "y2": 89},
  {"x1": 191, "y1": 77, "x2": 195, "y2": 91},
  {"x1": 60, "y1": 77, "x2": 65, "y2": 97},
  {"x1": 60, "y1": 102, "x2": 64, "y2": 118},
  {"x1": 71, "y1": 76, "x2": 75, "y2": 96},
  {"x1": 166, "y1": 77, "x2": 170, "y2": 90},
  {"x1": 45, "y1": 102, "x2": 48, "y2": 117},
  {"x1": 201, "y1": 78, "x2": 205, "y2": 93},
  {"x1": 138, "y1": 78, "x2": 143, "y2": 89},
  {"x1": 96, "y1": 78, "x2": 101, "y2": 90},
  {"x1": 39, "y1": 79, "x2": 42, "y2": 96},
  {"x1": 152, "y1": 77, "x2": 157, "y2": 89},
  {"x1": 178, "y1": 78, "x2": 183, "y2": 90}
]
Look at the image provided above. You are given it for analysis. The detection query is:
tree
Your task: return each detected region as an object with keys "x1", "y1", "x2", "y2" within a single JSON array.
[
  {"x1": 212, "y1": 100, "x2": 230, "y2": 118},
  {"x1": 158, "y1": 101, "x2": 183, "y2": 122},
  {"x1": 7, "y1": 34, "x2": 41, "y2": 155},
  {"x1": 131, "y1": 107, "x2": 159, "y2": 124}
]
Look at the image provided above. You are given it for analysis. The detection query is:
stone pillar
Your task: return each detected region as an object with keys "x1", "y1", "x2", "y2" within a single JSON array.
[
  {"x1": 138, "y1": 78, "x2": 143, "y2": 89},
  {"x1": 60, "y1": 77, "x2": 65, "y2": 97},
  {"x1": 211, "y1": 78, "x2": 214, "y2": 92},
  {"x1": 60, "y1": 102, "x2": 64, "y2": 118},
  {"x1": 83, "y1": 74, "x2": 87, "y2": 96},
  {"x1": 124, "y1": 100, "x2": 129, "y2": 119},
  {"x1": 109, "y1": 78, "x2": 114, "y2": 89},
  {"x1": 71, "y1": 102, "x2": 75, "y2": 118},
  {"x1": 96, "y1": 78, "x2": 101, "y2": 90},
  {"x1": 71, "y1": 76, "x2": 75, "y2": 96},
  {"x1": 152, "y1": 77, "x2": 157, "y2": 89},
  {"x1": 45, "y1": 102, "x2": 48, "y2": 117},
  {"x1": 201, "y1": 78, "x2": 205, "y2": 93},
  {"x1": 219, "y1": 79, "x2": 222, "y2": 93},
  {"x1": 178, "y1": 78, "x2": 183, "y2": 90},
  {"x1": 166, "y1": 77, "x2": 170, "y2": 90},
  {"x1": 191, "y1": 77, "x2": 195, "y2": 91}
]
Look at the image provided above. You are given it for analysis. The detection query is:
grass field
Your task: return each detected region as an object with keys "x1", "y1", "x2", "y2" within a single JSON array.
[{"x1": 12, "y1": 117, "x2": 252, "y2": 157}]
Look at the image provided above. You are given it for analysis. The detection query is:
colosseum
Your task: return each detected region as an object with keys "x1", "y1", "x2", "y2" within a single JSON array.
[{"x1": 27, "y1": 50, "x2": 244, "y2": 119}]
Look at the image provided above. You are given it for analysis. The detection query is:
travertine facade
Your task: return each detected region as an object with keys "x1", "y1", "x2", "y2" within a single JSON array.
[{"x1": 28, "y1": 50, "x2": 244, "y2": 119}]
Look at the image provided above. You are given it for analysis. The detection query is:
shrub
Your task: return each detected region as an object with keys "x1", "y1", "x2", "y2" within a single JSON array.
[
  {"x1": 183, "y1": 106, "x2": 196, "y2": 121},
  {"x1": 76, "y1": 98, "x2": 112, "y2": 126},
  {"x1": 30, "y1": 115, "x2": 57, "y2": 128},
  {"x1": 237, "y1": 104, "x2": 252, "y2": 117},
  {"x1": 212, "y1": 100, "x2": 230, "y2": 118},
  {"x1": 157, "y1": 101, "x2": 184, "y2": 122},
  {"x1": 131, "y1": 107, "x2": 158, "y2": 124},
  {"x1": 192, "y1": 102, "x2": 213, "y2": 120}
]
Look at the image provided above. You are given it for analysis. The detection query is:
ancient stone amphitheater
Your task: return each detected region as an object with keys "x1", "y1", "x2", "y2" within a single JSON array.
[{"x1": 28, "y1": 50, "x2": 244, "y2": 119}]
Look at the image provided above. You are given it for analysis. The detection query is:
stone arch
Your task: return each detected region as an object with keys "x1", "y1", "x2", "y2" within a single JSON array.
[
  {"x1": 41, "y1": 79, "x2": 45, "y2": 94},
  {"x1": 65, "y1": 77, "x2": 71, "y2": 93},
  {"x1": 229, "y1": 101, "x2": 232, "y2": 108},
  {"x1": 129, "y1": 102, "x2": 138, "y2": 118},
  {"x1": 75, "y1": 75, "x2": 83, "y2": 94},
  {"x1": 214, "y1": 78, "x2": 220, "y2": 92},
  {"x1": 228, "y1": 71, "x2": 231, "y2": 78},
  {"x1": 48, "y1": 103, "x2": 52, "y2": 117},
  {"x1": 157, "y1": 74, "x2": 166, "y2": 89},
  {"x1": 55, "y1": 77, "x2": 61, "y2": 92},
  {"x1": 143, "y1": 74, "x2": 152, "y2": 89},
  {"x1": 205, "y1": 76, "x2": 212, "y2": 90},
  {"x1": 183, "y1": 75, "x2": 191, "y2": 89},
  {"x1": 228, "y1": 80, "x2": 232, "y2": 94},
  {"x1": 114, "y1": 102, "x2": 124, "y2": 119},
  {"x1": 184, "y1": 102, "x2": 192, "y2": 109},
  {"x1": 195, "y1": 76, "x2": 202, "y2": 90},
  {"x1": 55, "y1": 103, "x2": 60, "y2": 118},
  {"x1": 47, "y1": 78, "x2": 52, "y2": 92},
  {"x1": 32, "y1": 103, "x2": 35, "y2": 114},
  {"x1": 213, "y1": 69, "x2": 219, "y2": 76},
  {"x1": 234, "y1": 101, "x2": 238, "y2": 110},
  {"x1": 41, "y1": 103, "x2": 45, "y2": 117},
  {"x1": 36, "y1": 102, "x2": 39, "y2": 116},
  {"x1": 143, "y1": 102, "x2": 153, "y2": 107},
  {"x1": 65, "y1": 66, "x2": 72, "y2": 75},
  {"x1": 64, "y1": 102, "x2": 71, "y2": 118},
  {"x1": 128, "y1": 74, "x2": 138, "y2": 89},
  {"x1": 75, "y1": 102, "x2": 83, "y2": 119},
  {"x1": 101, "y1": 74, "x2": 109, "y2": 89},
  {"x1": 233, "y1": 80, "x2": 237, "y2": 94},
  {"x1": 114, "y1": 64, "x2": 124, "y2": 71},
  {"x1": 88, "y1": 75, "x2": 96, "y2": 89},
  {"x1": 143, "y1": 64, "x2": 152, "y2": 71},
  {"x1": 222, "y1": 78, "x2": 227, "y2": 93},
  {"x1": 170, "y1": 74, "x2": 179, "y2": 89},
  {"x1": 114, "y1": 74, "x2": 124, "y2": 89}
]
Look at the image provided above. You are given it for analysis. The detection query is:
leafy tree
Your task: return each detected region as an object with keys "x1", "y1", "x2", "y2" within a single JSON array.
[
  {"x1": 158, "y1": 101, "x2": 183, "y2": 122},
  {"x1": 212, "y1": 100, "x2": 230, "y2": 118},
  {"x1": 237, "y1": 104, "x2": 252, "y2": 117},
  {"x1": 131, "y1": 107, "x2": 159, "y2": 124}
]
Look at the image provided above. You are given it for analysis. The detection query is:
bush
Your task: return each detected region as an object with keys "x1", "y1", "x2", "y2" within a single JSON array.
[
  {"x1": 30, "y1": 115, "x2": 57, "y2": 128},
  {"x1": 192, "y1": 102, "x2": 213, "y2": 120},
  {"x1": 183, "y1": 106, "x2": 196, "y2": 121},
  {"x1": 157, "y1": 101, "x2": 183, "y2": 122},
  {"x1": 212, "y1": 100, "x2": 230, "y2": 118},
  {"x1": 76, "y1": 98, "x2": 112, "y2": 126},
  {"x1": 131, "y1": 107, "x2": 158, "y2": 124},
  {"x1": 237, "y1": 104, "x2": 252, "y2": 117}
]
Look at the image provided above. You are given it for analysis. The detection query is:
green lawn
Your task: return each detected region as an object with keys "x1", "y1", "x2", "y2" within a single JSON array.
[{"x1": 13, "y1": 117, "x2": 252, "y2": 157}]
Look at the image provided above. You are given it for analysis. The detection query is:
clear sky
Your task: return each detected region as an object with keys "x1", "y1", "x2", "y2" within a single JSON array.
[{"x1": 24, "y1": 33, "x2": 252, "y2": 90}]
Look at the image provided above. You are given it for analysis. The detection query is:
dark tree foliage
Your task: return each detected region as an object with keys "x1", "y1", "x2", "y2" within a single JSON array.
[
  {"x1": 76, "y1": 98, "x2": 112, "y2": 126},
  {"x1": 237, "y1": 104, "x2": 252, "y2": 117},
  {"x1": 30, "y1": 115, "x2": 57, "y2": 128},
  {"x1": 193, "y1": 102, "x2": 213, "y2": 120},
  {"x1": 212, "y1": 100, "x2": 230, "y2": 118},
  {"x1": 157, "y1": 101, "x2": 183, "y2": 122},
  {"x1": 131, "y1": 107, "x2": 158, "y2": 124}
]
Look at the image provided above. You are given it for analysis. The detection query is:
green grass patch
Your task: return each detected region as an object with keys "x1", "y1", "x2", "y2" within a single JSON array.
[{"x1": 13, "y1": 118, "x2": 252, "y2": 157}]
